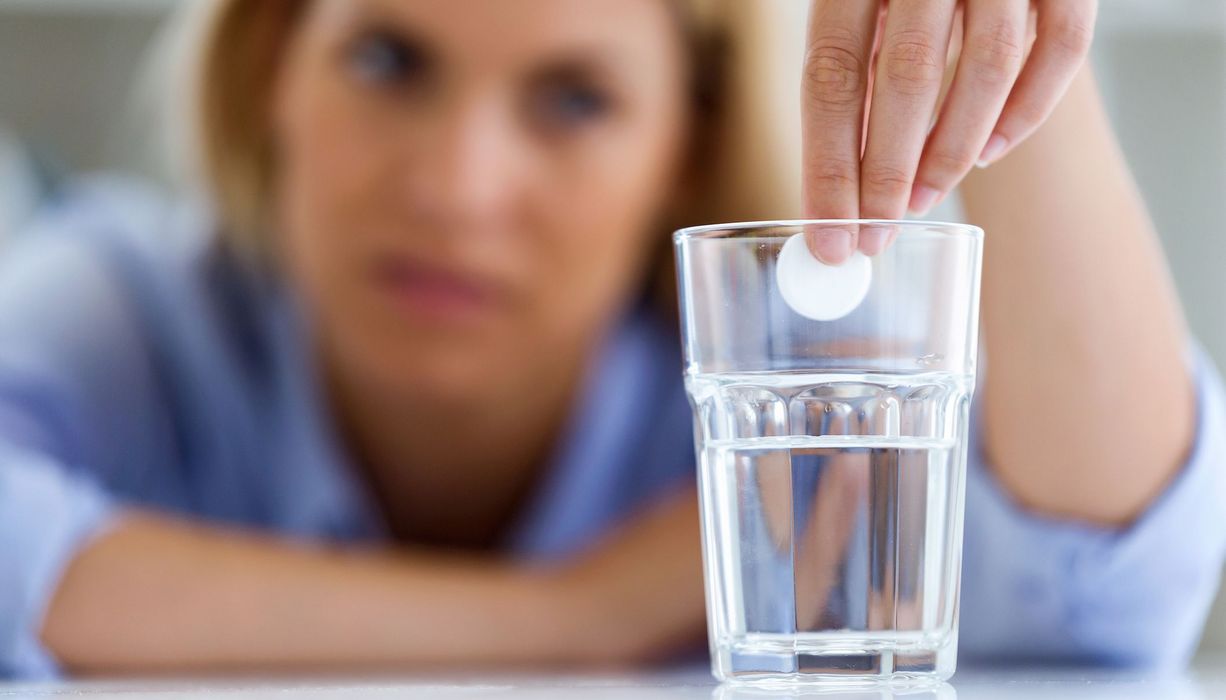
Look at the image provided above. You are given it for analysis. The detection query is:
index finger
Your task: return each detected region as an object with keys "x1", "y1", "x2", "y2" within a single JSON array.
[{"x1": 801, "y1": 0, "x2": 879, "y2": 264}]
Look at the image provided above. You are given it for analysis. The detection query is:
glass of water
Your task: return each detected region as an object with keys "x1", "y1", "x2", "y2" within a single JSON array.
[{"x1": 674, "y1": 220, "x2": 984, "y2": 687}]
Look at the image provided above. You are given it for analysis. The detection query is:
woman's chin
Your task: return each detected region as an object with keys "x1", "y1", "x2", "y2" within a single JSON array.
[{"x1": 360, "y1": 345, "x2": 512, "y2": 402}]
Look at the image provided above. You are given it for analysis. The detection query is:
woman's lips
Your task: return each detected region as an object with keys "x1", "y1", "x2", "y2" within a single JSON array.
[{"x1": 372, "y1": 257, "x2": 502, "y2": 323}]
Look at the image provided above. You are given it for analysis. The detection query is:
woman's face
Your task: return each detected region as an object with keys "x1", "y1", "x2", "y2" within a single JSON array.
[{"x1": 272, "y1": 0, "x2": 690, "y2": 399}]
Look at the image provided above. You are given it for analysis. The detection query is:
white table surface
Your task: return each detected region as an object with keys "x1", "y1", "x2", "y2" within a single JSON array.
[{"x1": 4, "y1": 657, "x2": 1226, "y2": 700}]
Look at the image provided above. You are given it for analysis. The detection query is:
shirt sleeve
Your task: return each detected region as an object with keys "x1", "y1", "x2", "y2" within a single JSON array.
[
  {"x1": 959, "y1": 341, "x2": 1226, "y2": 669},
  {"x1": 0, "y1": 191, "x2": 171, "y2": 679},
  {"x1": 0, "y1": 444, "x2": 116, "y2": 679}
]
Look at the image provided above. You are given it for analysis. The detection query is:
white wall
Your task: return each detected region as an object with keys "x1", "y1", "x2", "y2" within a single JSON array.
[
  {"x1": 0, "y1": 6, "x2": 166, "y2": 178},
  {"x1": 1097, "y1": 29, "x2": 1226, "y2": 364},
  {"x1": 3, "y1": 0, "x2": 1226, "y2": 651}
]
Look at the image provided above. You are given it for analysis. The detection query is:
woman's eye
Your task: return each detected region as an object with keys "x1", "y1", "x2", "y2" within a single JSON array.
[
  {"x1": 534, "y1": 81, "x2": 613, "y2": 130},
  {"x1": 346, "y1": 30, "x2": 428, "y2": 87}
]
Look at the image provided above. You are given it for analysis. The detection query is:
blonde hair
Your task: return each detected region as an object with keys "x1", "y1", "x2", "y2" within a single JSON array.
[{"x1": 186, "y1": 0, "x2": 807, "y2": 257}]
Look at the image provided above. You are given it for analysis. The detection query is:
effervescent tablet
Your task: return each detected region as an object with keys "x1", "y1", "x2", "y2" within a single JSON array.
[{"x1": 775, "y1": 232, "x2": 872, "y2": 321}]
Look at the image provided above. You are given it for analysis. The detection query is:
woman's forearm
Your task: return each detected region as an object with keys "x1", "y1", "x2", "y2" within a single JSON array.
[
  {"x1": 959, "y1": 66, "x2": 1195, "y2": 526},
  {"x1": 40, "y1": 512, "x2": 569, "y2": 673}
]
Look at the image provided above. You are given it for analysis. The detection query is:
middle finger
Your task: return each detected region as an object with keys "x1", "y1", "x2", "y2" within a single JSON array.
[{"x1": 860, "y1": 0, "x2": 957, "y2": 220}]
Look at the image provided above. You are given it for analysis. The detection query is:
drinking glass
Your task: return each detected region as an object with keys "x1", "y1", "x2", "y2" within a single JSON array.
[{"x1": 674, "y1": 220, "x2": 984, "y2": 686}]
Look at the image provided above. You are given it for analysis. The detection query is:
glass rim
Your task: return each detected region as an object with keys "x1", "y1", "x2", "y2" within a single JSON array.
[{"x1": 673, "y1": 219, "x2": 984, "y2": 242}]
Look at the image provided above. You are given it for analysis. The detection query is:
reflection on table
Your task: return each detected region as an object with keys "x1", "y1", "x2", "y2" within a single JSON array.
[{"x1": 2, "y1": 658, "x2": 1224, "y2": 699}]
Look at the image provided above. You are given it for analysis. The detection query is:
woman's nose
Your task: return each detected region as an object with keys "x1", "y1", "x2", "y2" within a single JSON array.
[{"x1": 402, "y1": 100, "x2": 525, "y2": 232}]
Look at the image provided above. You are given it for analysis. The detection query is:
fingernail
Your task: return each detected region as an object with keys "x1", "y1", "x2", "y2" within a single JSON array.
[
  {"x1": 810, "y1": 228, "x2": 853, "y2": 265},
  {"x1": 858, "y1": 224, "x2": 895, "y2": 256},
  {"x1": 909, "y1": 186, "x2": 942, "y2": 217},
  {"x1": 977, "y1": 134, "x2": 1009, "y2": 168}
]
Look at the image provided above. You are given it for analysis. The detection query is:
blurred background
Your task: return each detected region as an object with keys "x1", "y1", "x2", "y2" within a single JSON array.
[{"x1": 1, "y1": 0, "x2": 1224, "y2": 650}]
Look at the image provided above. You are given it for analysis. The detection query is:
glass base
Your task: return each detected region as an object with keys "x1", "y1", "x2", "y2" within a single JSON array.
[{"x1": 712, "y1": 633, "x2": 957, "y2": 689}]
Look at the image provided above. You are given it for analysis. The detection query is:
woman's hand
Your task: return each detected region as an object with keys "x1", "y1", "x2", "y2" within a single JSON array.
[
  {"x1": 801, "y1": 0, "x2": 1098, "y2": 263},
  {"x1": 550, "y1": 488, "x2": 708, "y2": 664},
  {"x1": 43, "y1": 507, "x2": 701, "y2": 673}
]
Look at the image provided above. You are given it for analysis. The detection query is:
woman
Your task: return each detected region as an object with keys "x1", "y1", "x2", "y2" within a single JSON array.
[{"x1": 0, "y1": 0, "x2": 1221, "y2": 678}]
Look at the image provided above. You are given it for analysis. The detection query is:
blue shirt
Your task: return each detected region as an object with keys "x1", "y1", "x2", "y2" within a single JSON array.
[{"x1": 2, "y1": 180, "x2": 1225, "y2": 678}]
